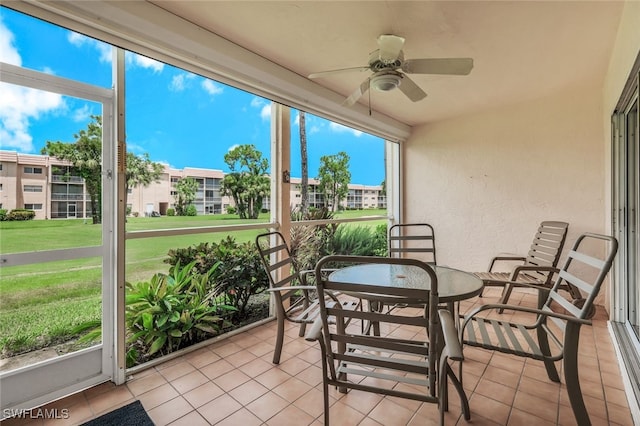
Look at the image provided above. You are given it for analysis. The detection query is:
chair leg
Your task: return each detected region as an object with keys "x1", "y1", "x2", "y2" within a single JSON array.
[
  {"x1": 318, "y1": 342, "x2": 331, "y2": 426},
  {"x1": 298, "y1": 322, "x2": 307, "y2": 337},
  {"x1": 497, "y1": 283, "x2": 514, "y2": 314},
  {"x1": 272, "y1": 315, "x2": 285, "y2": 364},
  {"x1": 447, "y1": 364, "x2": 471, "y2": 421},
  {"x1": 564, "y1": 323, "x2": 590, "y2": 425},
  {"x1": 536, "y1": 324, "x2": 560, "y2": 382}
]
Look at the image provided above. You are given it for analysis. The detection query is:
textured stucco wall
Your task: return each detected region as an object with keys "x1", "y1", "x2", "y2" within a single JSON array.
[{"x1": 403, "y1": 84, "x2": 604, "y2": 273}]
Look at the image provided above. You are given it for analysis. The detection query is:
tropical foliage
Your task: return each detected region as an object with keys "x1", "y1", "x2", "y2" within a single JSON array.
[
  {"x1": 327, "y1": 224, "x2": 388, "y2": 257},
  {"x1": 42, "y1": 115, "x2": 103, "y2": 223},
  {"x1": 125, "y1": 261, "x2": 234, "y2": 365},
  {"x1": 317, "y1": 151, "x2": 351, "y2": 211},
  {"x1": 221, "y1": 144, "x2": 270, "y2": 219},
  {"x1": 125, "y1": 152, "x2": 164, "y2": 197},
  {"x1": 173, "y1": 177, "x2": 198, "y2": 216},
  {"x1": 42, "y1": 115, "x2": 164, "y2": 223},
  {"x1": 165, "y1": 236, "x2": 269, "y2": 318}
]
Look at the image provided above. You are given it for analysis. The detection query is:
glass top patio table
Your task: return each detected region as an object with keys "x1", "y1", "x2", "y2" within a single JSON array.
[{"x1": 329, "y1": 263, "x2": 483, "y2": 303}]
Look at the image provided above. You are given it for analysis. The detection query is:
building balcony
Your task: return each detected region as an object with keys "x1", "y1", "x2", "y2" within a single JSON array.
[
  {"x1": 9, "y1": 287, "x2": 632, "y2": 426},
  {"x1": 51, "y1": 193, "x2": 85, "y2": 201},
  {"x1": 51, "y1": 175, "x2": 83, "y2": 183}
]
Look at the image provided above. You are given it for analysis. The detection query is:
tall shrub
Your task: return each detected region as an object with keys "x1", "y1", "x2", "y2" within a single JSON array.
[
  {"x1": 290, "y1": 206, "x2": 337, "y2": 272},
  {"x1": 165, "y1": 237, "x2": 269, "y2": 318},
  {"x1": 326, "y1": 224, "x2": 388, "y2": 257}
]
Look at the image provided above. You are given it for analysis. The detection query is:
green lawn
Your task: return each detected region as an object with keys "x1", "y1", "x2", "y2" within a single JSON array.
[{"x1": 0, "y1": 209, "x2": 386, "y2": 357}]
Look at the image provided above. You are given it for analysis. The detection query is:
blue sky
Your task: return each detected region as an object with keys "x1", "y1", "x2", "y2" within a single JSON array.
[{"x1": 0, "y1": 7, "x2": 385, "y2": 186}]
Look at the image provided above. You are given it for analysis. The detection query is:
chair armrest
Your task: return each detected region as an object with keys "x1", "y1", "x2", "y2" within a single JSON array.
[
  {"x1": 439, "y1": 309, "x2": 463, "y2": 361},
  {"x1": 267, "y1": 285, "x2": 317, "y2": 293},
  {"x1": 461, "y1": 303, "x2": 592, "y2": 331},
  {"x1": 511, "y1": 265, "x2": 559, "y2": 283},
  {"x1": 304, "y1": 317, "x2": 323, "y2": 341},
  {"x1": 300, "y1": 268, "x2": 339, "y2": 283},
  {"x1": 488, "y1": 255, "x2": 526, "y2": 272}
]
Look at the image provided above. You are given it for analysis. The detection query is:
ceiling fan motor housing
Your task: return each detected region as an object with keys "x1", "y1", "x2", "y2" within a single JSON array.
[{"x1": 368, "y1": 49, "x2": 404, "y2": 71}]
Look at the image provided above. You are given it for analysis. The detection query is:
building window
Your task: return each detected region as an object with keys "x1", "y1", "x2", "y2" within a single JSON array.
[
  {"x1": 24, "y1": 166, "x2": 43, "y2": 174},
  {"x1": 0, "y1": 163, "x2": 3, "y2": 171},
  {"x1": 24, "y1": 203, "x2": 43, "y2": 210},
  {"x1": 24, "y1": 185, "x2": 43, "y2": 192}
]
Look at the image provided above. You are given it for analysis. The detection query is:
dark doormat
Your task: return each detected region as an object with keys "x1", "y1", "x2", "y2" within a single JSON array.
[{"x1": 81, "y1": 400, "x2": 154, "y2": 426}]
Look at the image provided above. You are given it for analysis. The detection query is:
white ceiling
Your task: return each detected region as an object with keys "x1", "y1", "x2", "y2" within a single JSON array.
[{"x1": 151, "y1": 1, "x2": 624, "y2": 127}]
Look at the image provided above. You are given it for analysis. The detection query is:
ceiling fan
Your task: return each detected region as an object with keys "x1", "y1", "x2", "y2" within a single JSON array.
[{"x1": 308, "y1": 34, "x2": 473, "y2": 106}]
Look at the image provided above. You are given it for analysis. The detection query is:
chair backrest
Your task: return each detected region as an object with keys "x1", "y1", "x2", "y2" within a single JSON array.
[
  {"x1": 543, "y1": 232, "x2": 618, "y2": 324},
  {"x1": 523, "y1": 221, "x2": 569, "y2": 279},
  {"x1": 388, "y1": 223, "x2": 436, "y2": 265},
  {"x1": 255, "y1": 231, "x2": 301, "y2": 289},
  {"x1": 314, "y1": 255, "x2": 440, "y2": 401}
]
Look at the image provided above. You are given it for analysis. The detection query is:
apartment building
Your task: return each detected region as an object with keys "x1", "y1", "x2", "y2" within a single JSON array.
[
  {"x1": 0, "y1": 151, "x2": 385, "y2": 219},
  {"x1": 290, "y1": 178, "x2": 386, "y2": 211}
]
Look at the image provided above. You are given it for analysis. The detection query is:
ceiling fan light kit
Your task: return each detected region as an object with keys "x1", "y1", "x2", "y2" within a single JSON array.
[
  {"x1": 308, "y1": 34, "x2": 473, "y2": 106},
  {"x1": 371, "y1": 72, "x2": 402, "y2": 92}
]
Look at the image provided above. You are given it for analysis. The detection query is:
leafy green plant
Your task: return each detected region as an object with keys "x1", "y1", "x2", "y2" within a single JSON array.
[
  {"x1": 6, "y1": 209, "x2": 35, "y2": 221},
  {"x1": 185, "y1": 204, "x2": 197, "y2": 216},
  {"x1": 326, "y1": 224, "x2": 388, "y2": 257},
  {"x1": 0, "y1": 209, "x2": 7, "y2": 221},
  {"x1": 290, "y1": 206, "x2": 338, "y2": 272},
  {"x1": 166, "y1": 208, "x2": 175, "y2": 216},
  {"x1": 165, "y1": 237, "x2": 269, "y2": 318},
  {"x1": 125, "y1": 261, "x2": 234, "y2": 364}
]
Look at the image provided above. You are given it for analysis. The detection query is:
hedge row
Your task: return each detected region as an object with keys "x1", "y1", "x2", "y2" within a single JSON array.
[{"x1": 0, "y1": 209, "x2": 36, "y2": 221}]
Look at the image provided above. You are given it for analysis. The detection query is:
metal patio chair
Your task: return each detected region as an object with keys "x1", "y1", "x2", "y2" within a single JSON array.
[
  {"x1": 306, "y1": 255, "x2": 470, "y2": 426},
  {"x1": 475, "y1": 221, "x2": 572, "y2": 312},
  {"x1": 388, "y1": 223, "x2": 437, "y2": 264},
  {"x1": 461, "y1": 232, "x2": 618, "y2": 426},
  {"x1": 255, "y1": 231, "x2": 359, "y2": 364}
]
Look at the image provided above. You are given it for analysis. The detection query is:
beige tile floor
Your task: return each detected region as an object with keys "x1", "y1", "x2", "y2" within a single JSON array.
[{"x1": 1, "y1": 288, "x2": 635, "y2": 425}]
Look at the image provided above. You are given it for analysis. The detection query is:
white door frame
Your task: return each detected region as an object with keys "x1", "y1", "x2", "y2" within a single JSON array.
[{"x1": 0, "y1": 62, "x2": 116, "y2": 414}]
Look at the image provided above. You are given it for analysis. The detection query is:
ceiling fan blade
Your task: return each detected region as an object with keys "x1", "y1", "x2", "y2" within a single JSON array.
[
  {"x1": 308, "y1": 66, "x2": 370, "y2": 79},
  {"x1": 377, "y1": 34, "x2": 405, "y2": 63},
  {"x1": 398, "y1": 74, "x2": 427, "y2": 102},
  {"x1": 402, "y1": 58, "x2": 474, "y2": 75},
  {"x1": 344, "y1": 78, "x2": 370, "y2": 106}
]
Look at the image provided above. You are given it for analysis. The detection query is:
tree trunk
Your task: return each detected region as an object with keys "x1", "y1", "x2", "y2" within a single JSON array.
[{"x1": 299, "y1": 111, "x2": 309, "y2": 216}]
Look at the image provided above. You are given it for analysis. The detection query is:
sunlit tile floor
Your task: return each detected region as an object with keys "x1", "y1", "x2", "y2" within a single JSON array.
[{"x1": 2, "y1": 288, "x2": 635, "y2": 425}]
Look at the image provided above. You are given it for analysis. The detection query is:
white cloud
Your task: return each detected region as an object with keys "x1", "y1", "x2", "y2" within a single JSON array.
[
  {"x1": 329, "y1": 122, "x2": 363, "y2": 137},
  {"x1": 202, "y1": 79, "x2": 223, "y2": 96},
  {"x1": 260, "y1": 104, "x2": 271, "y2": 121},
  {"x1": 0, "y1": 82, "x2": 65, "y2": 152},
  {"x1": 130, "y1": 53, "x2": 164, "y2": 72},
  {"x1": 169, "y1": 73, "x2": 197, "y2": 92},
  {"x1": 250, "y1": 97, "x2": 271, "y2": 121},
  {"x1": 309, "y1": 125, "x2": 321, "y2": 135},
  {"x1": 71, "y1": 105, "x2": 92, "y2": 122},
  {"x1": 0, "y1": 20, "x2": 65, "y2": 152},
  {"x1": 250, "y1": 97, "x2": 264, "y2": 108},
  {"x1": 67, "y1": 32, "x2": 112, "y2": 63},
  {"x1": 67, "y1": 32, "x2": 86, "y2": 46},
  {"x1": 228, "y1": 144, "x2": 240, "y2": 152},
  {"x1": 126, "y1": 142, "x2": 145, "y2": 155},
  {"x1": 170, "y1": 74, "x2": 186, "y2": 92},
  {"x1": 0, "y1": 16, "x2": 21, "y2": 66}
]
